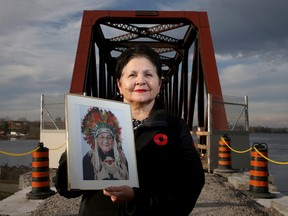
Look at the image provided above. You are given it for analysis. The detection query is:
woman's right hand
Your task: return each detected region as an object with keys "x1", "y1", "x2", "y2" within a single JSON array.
[{"x1": 103, "y1": 185, "x2": 135, "y2": 202}]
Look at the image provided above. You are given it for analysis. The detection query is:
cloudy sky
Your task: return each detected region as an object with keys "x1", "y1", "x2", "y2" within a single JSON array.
[{"x1": 0, "y1": 0, "x2": 287, "y2": 127}]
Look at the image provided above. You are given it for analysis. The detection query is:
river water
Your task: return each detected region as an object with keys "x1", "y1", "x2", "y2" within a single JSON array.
[
  {"x1": 0, "y1": 139, "x2": 39, "y2": 167},
  {"x1": 0, "y1": 133, "x2": 287, "y2": 193}
]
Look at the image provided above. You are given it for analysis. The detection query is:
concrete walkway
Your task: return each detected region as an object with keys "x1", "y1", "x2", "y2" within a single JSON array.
[{"x1": 0, "y1": 186, "x2": 48, "y2": 216}]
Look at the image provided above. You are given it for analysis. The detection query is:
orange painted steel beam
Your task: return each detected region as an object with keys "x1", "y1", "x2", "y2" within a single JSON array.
[{"x1": 69, "y1": 10, "x2": 228, "y2": 130}]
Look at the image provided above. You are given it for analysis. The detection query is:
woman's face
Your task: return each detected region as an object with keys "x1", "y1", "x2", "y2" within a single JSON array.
[
  {"x1": 96, "y1": 132, "x2": 114, "y2": 154},
  {"x1": 117, "y1": 57, "x2": 161, "y2": 105}
]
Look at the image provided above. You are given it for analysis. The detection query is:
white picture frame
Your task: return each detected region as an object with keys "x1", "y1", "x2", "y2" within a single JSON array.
[{"x1": 65, "y1": 93, "x2": 139, "y2": 190}]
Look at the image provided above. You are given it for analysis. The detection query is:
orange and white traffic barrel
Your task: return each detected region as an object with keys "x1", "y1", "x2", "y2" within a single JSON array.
[
  {"x1": 248, "y1": 142, "x2": 274, "y2": 198},
  {"x1": 26, "y1": 142, "x2": 55, "y2": 199},
  {"x1": 214, "y1": 134, "x2": 236, "y2": 173}
]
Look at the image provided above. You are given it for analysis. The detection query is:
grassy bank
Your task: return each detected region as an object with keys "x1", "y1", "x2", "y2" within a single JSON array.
[
  {"x1": 0, "y1": 180, "x2": 18, "y2": 200},
  {"x1": 0, "y1": 166, "x2": 31, "y2": 201},
  {"x1": 0, "y1": 166, "x2": 31, "y2": 180},
  {"x1": 0, "y1": 191, "x2": 13, "y2": 201}
]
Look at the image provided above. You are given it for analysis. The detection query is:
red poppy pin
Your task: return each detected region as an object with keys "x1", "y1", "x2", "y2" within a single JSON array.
[{"x1": 154, "y1": 133, "x2": 168, "y2": 146}]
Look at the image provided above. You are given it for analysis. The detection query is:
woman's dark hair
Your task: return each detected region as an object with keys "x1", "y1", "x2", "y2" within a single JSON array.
[{"x1": 115, "y1": 44, "x2": 162, "y2": 80}]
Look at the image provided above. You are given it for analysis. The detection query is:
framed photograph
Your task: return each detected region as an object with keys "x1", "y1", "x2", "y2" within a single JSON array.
[{"x1": 65, "y1": 93, "x2": 139, "y2": 190}]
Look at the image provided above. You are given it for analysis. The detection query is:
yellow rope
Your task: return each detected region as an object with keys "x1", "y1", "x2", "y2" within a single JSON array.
[
  {"x1": 221, "y1": 136, "x2": 288, "y2": 165},
  {"x1": 220, "y1": 137, "x2": 252, "y2": 153},
  {"x1": 253, "y1": 146, "x2": 288, "y2": 165},
  {"x1": 0, "y1": 147, "x2": 40, "y2": 156},
  {"x1": 0, "y1": 142, "x2": 66, "y2": 157},
  {"x1": 49, "y1": 143, "x2": 66, "y2": 150}
]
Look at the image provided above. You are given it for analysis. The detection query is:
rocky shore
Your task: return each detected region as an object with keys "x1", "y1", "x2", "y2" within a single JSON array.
[{"x1": 24, "y1": 173, "x2": 283, "y2": 216}]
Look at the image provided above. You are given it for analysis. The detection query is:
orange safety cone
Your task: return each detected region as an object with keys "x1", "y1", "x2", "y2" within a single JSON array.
[
  {"x1": 26, "y1": 142, "x2": 55, "y2": 199},
  {"x1": 214, "y1": 134, "x2": 237, "y2": 173},
  {"x1": 247, "y1": 142, "x2": 274, "y2": 198}
]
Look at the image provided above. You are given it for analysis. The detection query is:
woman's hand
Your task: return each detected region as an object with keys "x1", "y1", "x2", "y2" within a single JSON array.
[{"x1": 103, "y1": 185, "x2": 135, "y2": 202}]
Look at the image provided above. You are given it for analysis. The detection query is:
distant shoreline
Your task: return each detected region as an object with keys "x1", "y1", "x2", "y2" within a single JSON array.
[{"x1": 0, "y1": 136, "x2": 39, "y2": 141}]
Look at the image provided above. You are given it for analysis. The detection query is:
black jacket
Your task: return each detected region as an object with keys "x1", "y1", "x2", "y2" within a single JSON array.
[{"x1": 55, "y1": 102, "x2": 205, "y2": 216}]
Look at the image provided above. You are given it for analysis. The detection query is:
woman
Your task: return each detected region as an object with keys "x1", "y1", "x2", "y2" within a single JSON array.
[
  {"x1": 81, "y1": 107, "x2": 129, "y2": 180},
  {"x1": 55, "y1": 44, "x2": 205, "y2": 216}
]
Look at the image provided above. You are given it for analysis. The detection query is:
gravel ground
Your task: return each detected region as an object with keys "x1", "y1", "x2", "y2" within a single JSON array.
[
  {"x1": 26, "y1": 173, "x2": 283, "y2": 216},
  {"x1": 191, "y1": 173, "x2": 282, "y2": 216}
]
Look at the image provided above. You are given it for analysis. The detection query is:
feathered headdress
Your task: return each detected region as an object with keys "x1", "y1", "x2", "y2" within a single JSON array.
[{"x1": 81, "y1": 107, "x2": 122, "y2": 149}]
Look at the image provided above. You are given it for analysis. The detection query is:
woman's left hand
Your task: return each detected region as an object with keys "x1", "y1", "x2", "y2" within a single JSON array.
[{"x1": 103, "y1": 185, "x2": 135, "y2": 202}]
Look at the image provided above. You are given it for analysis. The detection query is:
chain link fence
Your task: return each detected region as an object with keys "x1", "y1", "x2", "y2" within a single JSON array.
[
  {"x1": 209, "y1": 94, "x2": 249, "y2": 132},
  {"x1": 41, "y1": 94, "x2": 65, "y2": 130},
  {"x1": 40, "y1": 93, "x2": 248, "y2": 132}
]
